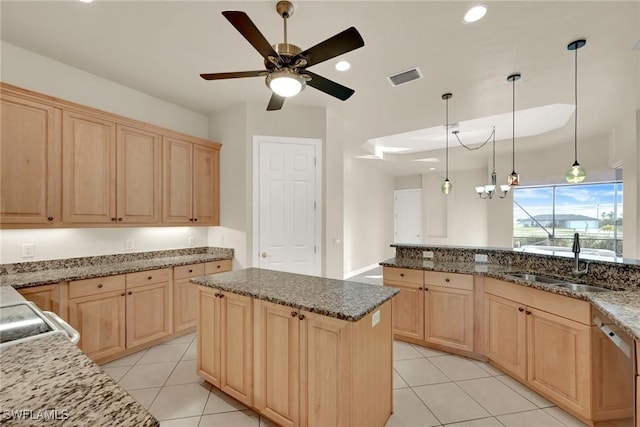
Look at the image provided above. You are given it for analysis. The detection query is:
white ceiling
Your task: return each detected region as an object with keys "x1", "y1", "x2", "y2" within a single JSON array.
[{"x1": 2, "y1": 1, "x2": 639, "y2": 176}]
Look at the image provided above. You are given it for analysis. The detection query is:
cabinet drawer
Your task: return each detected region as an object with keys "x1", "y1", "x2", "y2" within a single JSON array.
[
  {"x1": 69, "y1": 275, "x2": 125, "y2": 299},
  {"x1": 205, "y1": 259, "x2": 232, "y2": 275},
  {"x1": 174, "y1": 263, "x2": 205, "y2": 280},
  {"x1": 383, "y1": 267, "x2": 423, "y2": 284},
  {"x1": 425, "y1": 271, "x2": 473, "y2": 291},
  {"x1": 126, "y1": 268, "x2": 171, "y2": 288}
]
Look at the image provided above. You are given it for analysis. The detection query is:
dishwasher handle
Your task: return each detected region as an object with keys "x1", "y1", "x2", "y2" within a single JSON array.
[
  {"x1": 43, "y1": 311, "x2": 80, "y2": 345},
  {"x1": 593, "y1": 314, "x2": 631, "y2": 358}
]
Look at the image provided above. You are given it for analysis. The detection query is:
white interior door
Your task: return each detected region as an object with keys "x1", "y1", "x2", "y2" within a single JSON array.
[
  {"x1": 394, "y1": 189, "x2": 422, "y2": 244},
  {"x1": 255, "y1": 137, "x2": 320, "y2": 275}
]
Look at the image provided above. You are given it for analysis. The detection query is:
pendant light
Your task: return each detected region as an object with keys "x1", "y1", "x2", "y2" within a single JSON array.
[
  {"x1": 507, "y1": 73, "x2": 521, "y2": 186},
  {"x1": 475, "y1": 127, "x2": 511, "y2": 199},
  {"x1": 441, "y1": 93, "x2": 453, "y2": 195},
  {"x1": 566, "y1": 39, "x2": 587, "y2": 183}
]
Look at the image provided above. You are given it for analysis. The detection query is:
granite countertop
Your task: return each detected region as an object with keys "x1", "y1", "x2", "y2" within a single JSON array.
[
  {"x1": 191, "y1": 268, "x2": 398, "y2": 322},
  {"x1": 0, "y1": 287, "x2": 158, "y2": 427},
  {"x1": 1, "y1": 253, "x2": 231, "y2": 289},
  {"x1": 381, "y1": 257, "x2": 640, "y2": 342}
]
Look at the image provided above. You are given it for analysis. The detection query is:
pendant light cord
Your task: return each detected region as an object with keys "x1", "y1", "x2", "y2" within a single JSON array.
[
  {"x1": 574, "y1": 45, "x2": 578, "y2": 163},
  {"x1": 445, "y1": 96, "x2": 449, "y2": 180},
  {"x1": 491, "y1": 127, "x2": 496, "y2": 173},
  {"x1": 512, "y1": 77, "x2": 516, "y2": 173}
]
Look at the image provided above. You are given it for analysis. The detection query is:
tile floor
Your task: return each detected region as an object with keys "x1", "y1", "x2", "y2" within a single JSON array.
[{"x1": 101, "y1": 332, "x2": 590, "y2": 427}]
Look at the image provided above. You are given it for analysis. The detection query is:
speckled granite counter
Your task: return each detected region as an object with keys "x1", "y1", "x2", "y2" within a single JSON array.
[
  {"x1": 0, "y1": 287, "x2": 158, "y2": 427},
  {"x1": 1, "y1": 247, "x2": 233, "y2": 289},
  {"x1": 191, "y1": 268, "x2": 398, "y2": 321},
  {"x1": 381, "y1": 256, "x2": 640, "y2": 342}
]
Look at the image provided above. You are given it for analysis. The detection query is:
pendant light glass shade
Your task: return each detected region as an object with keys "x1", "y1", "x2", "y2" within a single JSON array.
[
  {"x1": 507, "y1": 73, "x2": 521, "y2": 187},
  {"x1": 566, "y1": 39, "x2": 587, "y2": 183},
  {"x1": 441, "y1": 93, "x2": 453, "y2": 195}
]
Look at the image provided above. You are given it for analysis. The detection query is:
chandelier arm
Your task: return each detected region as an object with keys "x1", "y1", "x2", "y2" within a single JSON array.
[{"x1": 452, "y1": 127, "x2": 495, "y2": 151}]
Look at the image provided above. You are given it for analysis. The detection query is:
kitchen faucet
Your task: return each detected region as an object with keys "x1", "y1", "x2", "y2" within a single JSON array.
[{"x1": 571, "y1": 232, "x2": 589, "y2": 277}]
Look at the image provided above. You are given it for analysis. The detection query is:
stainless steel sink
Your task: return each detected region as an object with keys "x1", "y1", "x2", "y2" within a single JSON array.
[
  {"x1": 506, "y1": 273, "x2": 566, "y2": 285},
  {"x1": 505, "y1": 273, "x2": 613, "y2": 292},
  {"x1": 552, "y1": 283, "x2": 611, "y2": 292}
]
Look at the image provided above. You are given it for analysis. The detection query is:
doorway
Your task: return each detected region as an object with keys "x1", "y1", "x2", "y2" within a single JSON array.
[{"x1": 394, "y1": 188, "x2": 422, "y2": 244}]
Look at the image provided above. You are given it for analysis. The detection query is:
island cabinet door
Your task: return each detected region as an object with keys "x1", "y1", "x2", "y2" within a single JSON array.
[
  {"x1": 197, "y1": 286, "x2": 221, "y2": 388},
  {"x1": 386, "y1": 280, "x2": 424, "y2": 341},
  {"x1": 424, "y1": 285, "x2": 474, "y2": 352},
  {"x1": 254, "y1": 300, "x2": 300, "y2": 427},
  {"x1": 484, "y1": 293, "x2": 527, "y2": 381},
  {"x1": 300, "y1": 312, "x2": 352, "y2": 427}
]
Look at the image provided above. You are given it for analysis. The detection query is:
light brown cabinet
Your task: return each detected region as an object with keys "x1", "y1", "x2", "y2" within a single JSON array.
[
  {"x1": 163, "y1": 137, "x2": 220, "y2": 225},
  {"x1": 1, "y1": 93, "x2": 61, "y2": 225},
  {"x1": 125, "y1": 268, "x2": 172, "y2": 348},
  {"x1": 18, "y1": 283, "x2": 62, "y2": 315},
  {"x1": 197, "y1": 286, "x2": 253, "y2": 406},
  {"x1": 384, "y1": 267, "x2": 474, "y2": 353}
]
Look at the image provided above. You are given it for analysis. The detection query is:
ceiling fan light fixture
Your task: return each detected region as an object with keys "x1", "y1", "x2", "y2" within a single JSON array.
[
  {"x1": 463, "y1": 5, "x2": 487, "y2": 23},
  {"x1": 335, "y1": 60, "x2": 351, "y2": 71},
  {"x1": 266, "y1": 69, "x2": 306, "y2": 97}
]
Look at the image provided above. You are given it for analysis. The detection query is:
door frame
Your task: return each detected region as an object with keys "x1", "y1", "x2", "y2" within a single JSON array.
[{"x1": 252, "y1": 135, "x2": 322, "y2": 275}]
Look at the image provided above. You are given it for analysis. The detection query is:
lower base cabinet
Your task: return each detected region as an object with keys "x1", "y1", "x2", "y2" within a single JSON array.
[
  {"x1": 198, "y1": 290, "x2": 394, "y2": 427},
  {"x1": 17, "y1": 283, "x2": 65, "y2": 318}
]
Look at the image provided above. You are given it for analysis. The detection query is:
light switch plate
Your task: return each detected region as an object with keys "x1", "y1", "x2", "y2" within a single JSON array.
[
  {"x1": 187, "y1": 236, "x2": 195, "y2": 246},
  {"x1": 474, "y1": 253, "x2": 488, "y2": 263},
  {"x1": 422, "y1": 251, "x2": 434, "y2": 259},
  {"x1": 125, "y1": 239, "x2": 134, "y2": 250},
  {"x1": 21, "y1": 243, "x2": 35, "y2": 258}
]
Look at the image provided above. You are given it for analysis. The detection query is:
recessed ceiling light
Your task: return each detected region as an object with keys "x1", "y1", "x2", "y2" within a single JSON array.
[
  {"x1": 335, "y1": 61, "x2": 351, "y2": 71},
  {"x1": 463, "y1": 5, "x2": 487, "y2": 23}
]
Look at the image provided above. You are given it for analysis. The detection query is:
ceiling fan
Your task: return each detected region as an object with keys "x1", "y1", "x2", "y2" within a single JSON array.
[{"x1": 200, "y1": 1, "x2": 365, "y2": 111}]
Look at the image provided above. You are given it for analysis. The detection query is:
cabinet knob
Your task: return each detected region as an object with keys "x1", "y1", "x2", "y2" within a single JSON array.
[
  {"x1": 194, "y1": 218, "x2": 198, "y2": 222},
  {"x1": 518, "y1": 307, "x2": 524, "y2": 312},
  {"x1": 117, "y1": 217, "x2": 123, "y2": 222},
  {"x1": 424, "y1": 287, "x2": 429, "y2": 291},
  {"x1": 219, "y1": 293, "x2": 224, "y2": 298},
  {"x1": 128, "y1": 291, "x2": 133, "y2": 295},
  {"x1": 217, "y1": 265, "x2": 221, "y2": 269},
  {"x1": 189, "y1": 218, "x2": 194, "y2": 222},
  {"x1": 47, "y1": 217, "x2": 54, "y2": 222},
  {"x1": 111, "y1": 217, "x2": 117, "y2": 222},
  {"x1": 261, "y1": 252, "x2": 268, "y2": 258},
  {"x1": 400, "y1": 273, "x2": 405, "y2": 277},
  {"x1": 445, "y1": 278, "x2": 450, "y2": 282},
  {"x1": 298, "y1": 314, "x2": 305, "y2": 320},
  {"x1": 120, "y1": 292, "x2": 125, "y2": 297},
  {"x1": 291, "y1": 311, "x2": 298, "y2": 317},
  {"x1": 97, "y1": 284, "x2": 103, "y2": 288},
  {"x1": 148, "y1": 276, "x2": 152, "y2": 280},
  {"x1": 525, "y1": 310, "x2": 532, "y2": 315},
  {"x1": 418, "y1": 287, "x2": 423, "y2": 291}
]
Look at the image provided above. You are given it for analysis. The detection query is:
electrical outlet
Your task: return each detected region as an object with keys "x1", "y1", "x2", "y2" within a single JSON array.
[
  {"x1": 474, "y1": 253, "x2": 488, "y2": 263},
  {"x1": 125, "y1": 239, "x2": 134, "y2": 250},
  {"x1": 422, "y1": 251, "x2": 434, "y2": 259},
  {"x1": 22, "y1": 243, "x2": 35, "y2": 258},
  {"x1": 188, "y1": 236, "x2": 195, "y2": 246}
]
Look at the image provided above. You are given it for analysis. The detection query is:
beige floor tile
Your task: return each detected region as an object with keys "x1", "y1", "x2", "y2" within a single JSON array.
[
  {"x1": 394, "y1": 340, "x2": 424, "y2": 360},
  {"x1": 259, "y1": 416, "x2": 279, "y2": 426},
  {"x1": 543, "y1": 407, "x2": 589, "y2": 426},
  {"x1": 101, "y1": 349, "x2": 147, "y2": 367},
  {"x1": 119, "y1": 361, "x2": 177, "y2": 390},
  {"x1": 101, "y1": 365, "x2": 130, "y2": 382},
  {"x1": 182, "y1": 341, "x2": 197, "y2": 361},
  {"x1": 127, "y1": 387, "x2": 161, "y2": 409},
  {"x1": 165, "y1": 360, "x2": 201, "y2": 386},
  {"x1": 159, "y1": 416, "x2": 201, "y2": 427},
  {"x1": 429, "y1": 355, "x2": 492, "y2": 381},
  {"x1": 495, "y1": 375, "x2": 554, "y2": 408},
  {"x1": 394, "y1": 358, "x2": 450, "y2": 387},
  {"x1": 413, "y1": 382, "x2": 490, "y2": 424},
  {"x1": 473, "y1": 360, "x2": 505, "y2": 376},
  {"x1": 393, "y1": 369, "x2": 409, "y2": 389},
  {"x1": 446, "y1": 417, "x2": 504, "y2": 426},
  {"x1": 203, "y1": 387, "x2": 249, "y2": 414},
  {"x1": 411, "y1": 344, "x2": 448, "y2": 358},
  {"x1": 497, "y1": 409, "x2": 565, "y2": 426},
  {"x1": 457, "y1": 377, "x2": 536, "y2": 415},
  {"x1": 199, "y1": 410, "x2": 260, "y2": 427},
  {"x1": 138, "y1": 343, "x2": 190, "y2": 364},
  {"x1": 149, "y1": 382, "x2": 211, "y2": 421},
  {"x1": 384, "y1": 388, "x2": 440, "y2": 427},
  {"x1": 159, "y1": 332, "x2": 195, "y2": 345}
]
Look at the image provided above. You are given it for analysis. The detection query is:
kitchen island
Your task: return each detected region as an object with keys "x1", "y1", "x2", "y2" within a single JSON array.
[{"x1": 191, "y1": 268, "x2": 398, "y2": 427}]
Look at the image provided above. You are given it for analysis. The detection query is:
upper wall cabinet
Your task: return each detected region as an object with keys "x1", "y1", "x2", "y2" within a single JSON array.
[
  {"x1": 0, "y1": 83, "x2": 221, "y2": 228},
  {"x1": 163, "y1": 137, "x2": 220, "y2": 225},
  {"x1": 1, "y1": 93, "x2": 61, "y2": 225}
]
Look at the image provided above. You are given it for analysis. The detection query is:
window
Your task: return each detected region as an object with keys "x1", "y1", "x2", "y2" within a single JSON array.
[{"x1": 513, "y1": 182, "x2": 623, "y2": 258}]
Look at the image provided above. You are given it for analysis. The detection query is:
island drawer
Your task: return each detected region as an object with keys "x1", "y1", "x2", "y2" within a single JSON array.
[
  {"x1": 126, "y1": 268, "x2": 172, "y2": 288},
  {"x1": 174, "y1": 263, "x2": 205, "y2": 280},
  {"x1": 383, "y1": 267, "x2": 423, "y2": 284},
  {"x1": 69, "y1": 274, "x2": 125, "y2": 299},
  {"x1": 205, "y1": 259, "x2": 232, "y2": 275},
  {"x1": 425, "y1": 271, "x2": 473, "y2": 290}
]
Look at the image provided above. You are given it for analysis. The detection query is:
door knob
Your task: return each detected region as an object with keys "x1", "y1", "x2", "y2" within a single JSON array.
[{"x1": 261, "y1": 252, "x2": 268, "y2": 258}]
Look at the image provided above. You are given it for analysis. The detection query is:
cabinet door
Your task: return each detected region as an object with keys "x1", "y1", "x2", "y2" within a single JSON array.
[
  {"x1": 69, "y1": 290, "x2": 126, "y2": 361},
  {"x1": 1, "y1": 95, "x2": 61, "y2": 225},
  {"x1": 18, "y1": 284, "x2": 60, "y2": 314},
  {"x1": 254, "y1": 301, "x2": 300, "y2": 427},
  {"x1": 163, "y1": 137, "x2": 193, "y2": 224},
  {"x1": 484, "y1": 293, "x2": 527, "y2": 381},
  {"x1": 126, "y1": 281, "x2": 171, "y2": 348},
  {"x1": 527, "y1": 307, "x2": 591, "y2": 417},
  {"x1": 197, "y1": 286, "x2": 221, "y2": 387},
  {"x1": 220, "y1": 291, "x2": 253, "y2": 406},
  {"x1": 386, "y1": 281, "x2": 424, "y2": 341},
  {"x1": 62, "y1": 110, "x2": 116, "y2": 223},
  {"x1": 117, "y1": 125, "x2": 161, "y2": 224},
  {"x1": 174, "y1": 277, "x2": 198, "y2": 333},
  {"x1": 193, "y1": 144, "x2": 220, "y2": 225},
  {"x1": 302, "y1": 312, "x2": 352, "y2": 427},
  {"x1": 424, "y1": 285, "x2": 474, "y2": 352}
]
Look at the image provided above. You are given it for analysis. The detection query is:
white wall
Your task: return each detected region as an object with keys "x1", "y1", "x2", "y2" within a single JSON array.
[{"x1": 0, "y1": 227, "x2": 208, "y2": 264}]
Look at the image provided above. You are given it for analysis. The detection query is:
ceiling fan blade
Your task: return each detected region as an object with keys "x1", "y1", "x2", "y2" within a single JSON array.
[
  {"x1": 294, "y1": 27, "x2": 364, "y2": 68},
  {"x1": 305, "y1": 71, "x2": 355, "y2": 101},
  {"x1": 200, "y1": 70, "x2": 267, "y2": 80},
  {"x1": 222, "y1": 11, "x2": 279, "y2": 61},
  {"x1": 267, "y1": 93, "x2": 285, "y2": 111}
]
